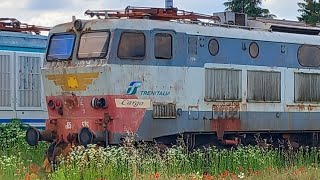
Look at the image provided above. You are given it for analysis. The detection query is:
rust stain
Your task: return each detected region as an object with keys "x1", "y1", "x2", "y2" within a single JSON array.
[
  {"x1": 282, "y1": 134, "x2": 290, "y2": 139},
  {"x1": 211, "y1": 102, "x2": 241, "y2": 139},
  {"x1": 307, "y1": 105, "x2": 316, "y2": 111},
  {"x1": 211, "y1": 118, "x2": 241, "y2": 139},
  {"x1": 212, "y1": 102, "x2": 240, "y2": 112},
  {"x1": 46, "y1": 72, "x2": 99, "y2": 91},
  {"x1": 286, "y1": 104, "x2": 320, "y2": 112},
  {"x1": 66, "y1": 28, "x2": 75, "y2": 33}
]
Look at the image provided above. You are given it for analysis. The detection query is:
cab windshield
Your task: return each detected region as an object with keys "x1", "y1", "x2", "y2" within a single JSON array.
[
  {"x1": 47, "y1": 33, "x2": 75, "y2": 61},
  {"x1": 77, "y1": 31, "x2": 110, "y2": 59}
]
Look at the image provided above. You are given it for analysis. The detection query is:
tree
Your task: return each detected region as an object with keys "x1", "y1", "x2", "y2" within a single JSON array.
[
  {"x1": 297, "y1": 0, "x2": 320, "y2": 26},
  {"x1": 223, "y1": 0, "x2": 277, "y2": 18}
]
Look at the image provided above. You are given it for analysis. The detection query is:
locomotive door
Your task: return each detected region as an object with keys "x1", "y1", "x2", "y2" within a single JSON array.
[
  {"x1": 15, "y1": 52, "x2": 45, "y2": 111},
  {"x1": 0, "y1": 51, "x2": 15, "y2": 111}
]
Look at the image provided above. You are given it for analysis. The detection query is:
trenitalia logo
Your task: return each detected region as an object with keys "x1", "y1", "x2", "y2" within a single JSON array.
[
  {"x1": 126, "y1": 81, "x2": 142, "y2": 95},
  {"x1": 126, "y1": 81, "x2": 170, "y2": 96}
]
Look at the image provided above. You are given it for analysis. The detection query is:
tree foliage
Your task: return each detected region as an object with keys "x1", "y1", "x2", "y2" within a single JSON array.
[
  {"x1": 297, "y1": 0, "x2": 320, "y2": 25},
  {"x1": 223, "y1": 0, "x2": 276, "y2": 18}
]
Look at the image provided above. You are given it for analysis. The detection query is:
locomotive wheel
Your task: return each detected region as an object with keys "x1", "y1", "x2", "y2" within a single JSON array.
[{"x1": 42, "y1": 142, "x2": 73, "y2": 173}]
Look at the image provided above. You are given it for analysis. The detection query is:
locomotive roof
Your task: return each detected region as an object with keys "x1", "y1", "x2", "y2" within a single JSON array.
[
  {"x1": 0, "y1": 31, "x2": 47, "y2": 53},
  {"x1": 50, "y1": 17, "x2": 320, "y2": 46}
]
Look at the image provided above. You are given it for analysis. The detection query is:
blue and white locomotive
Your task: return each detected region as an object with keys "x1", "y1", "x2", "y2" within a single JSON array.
[
  {"x1": 0, "y1": 18, "x2": 49, "y2": 128},
  {"x1": 25, "y1": 1, "x2": 320, "y2": 156}
]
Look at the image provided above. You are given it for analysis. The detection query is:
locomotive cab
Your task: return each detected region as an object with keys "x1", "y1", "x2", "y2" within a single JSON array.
[
  {"x1": 26, "y1": 19, "x2": 114, "y2": 147},
  {"x1": 25, "y1": 15, "x2": 178, "y2": 149}
]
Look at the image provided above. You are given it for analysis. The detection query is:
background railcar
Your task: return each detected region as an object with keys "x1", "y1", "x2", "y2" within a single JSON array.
[
  {"x1": 26, "y1": 3, "x2": 320, "y2": 165},
  {"x1": 0, "y1": 18, "x2": 49, "y2": 128}
]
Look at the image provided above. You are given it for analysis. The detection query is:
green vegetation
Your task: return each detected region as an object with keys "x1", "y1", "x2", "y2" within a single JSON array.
[
  {"x1": 0, "y1": 119, "x2": 47, "y2": 180},
  {"x1": 1, "y1": 120, "x2": 320, "y2": 179},
  {"x1": 298, "y1": 0, "x2": 320, "y2": 25}
]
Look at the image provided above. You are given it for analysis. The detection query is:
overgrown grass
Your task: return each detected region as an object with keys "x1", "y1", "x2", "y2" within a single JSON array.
[
  {"x1": 49, "y1": 145, "x2": 320, "y2": 180},
  {"x1": 0, "y1": 119, "x2": 47, "y2": 180},
  {"x1": 1, "y1": 120, "x2": 320, "y2": 180}
]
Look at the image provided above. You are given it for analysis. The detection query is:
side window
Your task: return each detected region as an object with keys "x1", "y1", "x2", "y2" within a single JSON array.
[
  {"x1": 295, "y1": 72, "x2": 320, "y2": 102},
  {"x1": 205, "y1": 68, "x2": 242, "y2": 101},
  {"x1": 47, "y1": 33, "x2": 75, "y2": 61},
  {"x1": 249, "y1": 42, "x2": 259, "y2": 59},
  {"x1": 208, "y1": 39, "x2": 219, "y2": 56},
  {"x1": 155, "y1": 33, "x2": 172, "y2": 59},
  {"x1": 78, "y1": 31, "x2": 110, "y2": 59},
  {"x1": 298, "y1": 45, "x2": 320, "y2": 67},
  {"x1": 247, "y1": 71, "x2": 281, "y2": 102},
  {"x1": 118, "y1": 32, "x2": 145, "y2": 59}
]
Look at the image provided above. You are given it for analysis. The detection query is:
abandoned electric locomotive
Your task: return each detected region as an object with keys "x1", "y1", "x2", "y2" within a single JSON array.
[{"x1": 26, "y1": 1, "x2": 320, "y2": 161}]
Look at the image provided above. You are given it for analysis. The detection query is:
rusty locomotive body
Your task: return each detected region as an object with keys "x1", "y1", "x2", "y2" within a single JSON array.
[{"x1": 26, "y1": 4, "x2": 320, "y2": 156}]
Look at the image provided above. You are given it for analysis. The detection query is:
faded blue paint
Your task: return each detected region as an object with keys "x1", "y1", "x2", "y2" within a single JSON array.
[
  {"x1": 130, "y1": 110, "x2": 320, "y2": 142},
  {"x1": 0, "y1": 31, "x2": 48, "y2": 128},
  {"x1": 0, "y1": 31, "x2": 47, "y2": 53},
  {"x1": 107, "y1": 29, "x2": 306, "y2": 69}
]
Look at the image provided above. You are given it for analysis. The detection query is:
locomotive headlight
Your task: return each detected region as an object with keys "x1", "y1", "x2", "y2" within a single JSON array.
[{"x1": 74, "y1": 19, "x2": 83, "y2": 31}]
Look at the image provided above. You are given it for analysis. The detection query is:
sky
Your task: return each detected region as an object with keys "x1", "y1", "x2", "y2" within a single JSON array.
[{"x1": 0, "y1": 0, "x2": 302, "y2": 30}]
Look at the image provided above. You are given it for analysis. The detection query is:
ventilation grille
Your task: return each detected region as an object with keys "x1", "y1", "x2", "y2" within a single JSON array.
[
  {"x1": 295, "y1": 72, "x2": 320, "y2": 102},
  {"x1": 0, "y1": 55, "x2": 11, "y2": 107},
  {"x1": 153, "y1": 103, "x2": 176, "y2": 119},
  {"x1": 247, "y1": 71, "x2": 281, "y2": 102},
  {"x1": 17, "y1": 56, "x2": 42, "y2": 108},
  {"x1": 205, "y1": 68, "x2": 242, "y2": 101}
]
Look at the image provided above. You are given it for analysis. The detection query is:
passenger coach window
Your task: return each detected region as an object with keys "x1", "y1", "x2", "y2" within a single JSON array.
[
  {"x1": 78, "y1": 31, "x2": 110, "y2": 59},
  {"x1": 118, "y1": 32, "x2": 145, "y2": 59},
  {"x1": 155, "y1": 33, "x2": 172, "y2": 59},
  {"x1": 298, "y1": 45, "x2": 320, "y2": 67},
  {"x1": 47, "y1": 33, "x2": 75, "y2": 61}
]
